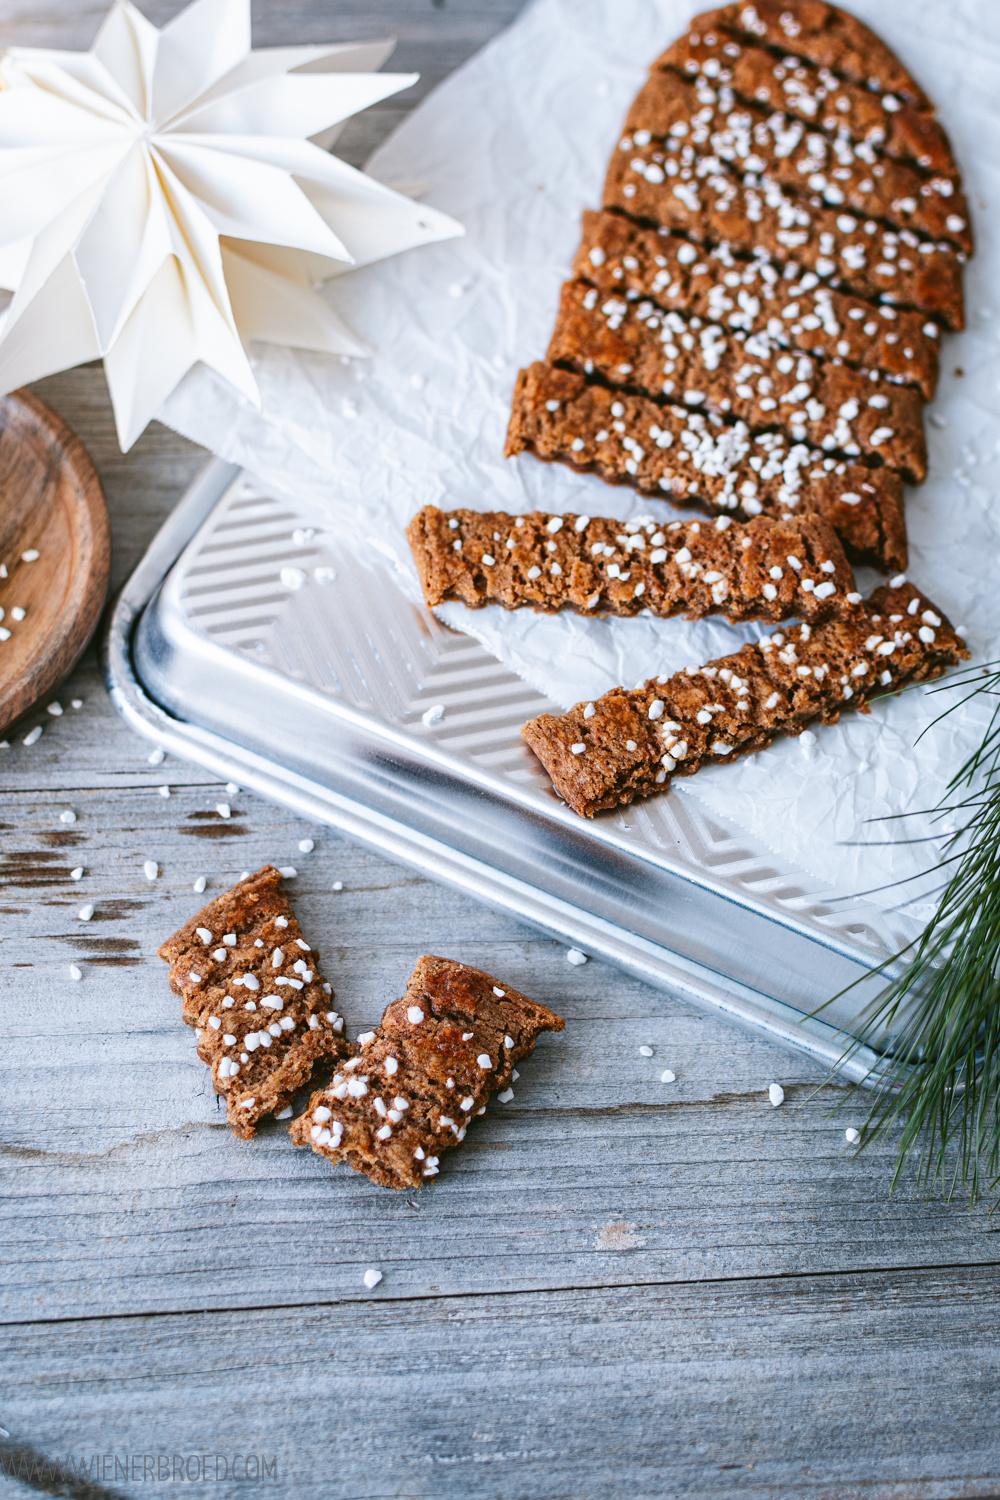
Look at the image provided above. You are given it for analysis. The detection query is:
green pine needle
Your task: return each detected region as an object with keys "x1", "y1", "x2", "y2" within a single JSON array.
[{"x1": 822, "y1": 659, "x2": 1000, "y2": 1202}]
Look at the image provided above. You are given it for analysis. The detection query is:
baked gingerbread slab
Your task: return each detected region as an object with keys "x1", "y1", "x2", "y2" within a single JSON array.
[
  {"x1": 159, "y1": 866, "x2": 350, "y2": 1139},
  {"x1": 508, "y1": 0, "x2": 969, "y2": 596},
  {"x1": 291, "y1": 956, "x2": 565, "y2": 1189},
  {"x1": 408, "y1": 504, "x2": 855, "y2": 623},
  {"x1": 522, "y1": 581, "x2": 968, "y2": 816}
]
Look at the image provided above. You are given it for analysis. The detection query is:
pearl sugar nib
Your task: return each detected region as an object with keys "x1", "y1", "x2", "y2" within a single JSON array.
[{"x1": 0, "y1": 0, "x2": 462, "y2": 451}]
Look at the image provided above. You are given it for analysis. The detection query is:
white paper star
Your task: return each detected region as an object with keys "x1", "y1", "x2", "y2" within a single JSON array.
[{"x1": 0, "y1": 0, "x2": 462, "y2": 449}]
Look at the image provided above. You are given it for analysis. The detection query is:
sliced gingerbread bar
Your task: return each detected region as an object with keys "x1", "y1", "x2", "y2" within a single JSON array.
[
  {"x1": 522, "y1": 580, "x2": 968, "y2": 816},
  {"x1": 658, "y1": 27, "x2": 963, "y2": 185},
  {"x1": 159, "y1": 865, "x2": 349, "y2": 1139},
  {"x1": 408, "y1": 505, "x2": 854, "y2": 624},
  {"x1": 549, "y1": 279, "x2": 926, "y2": 480},
  {"x1": 625, "y1": 69, "x2": 970, "y2": 254},
  {"x1": 703, "y1": 0, "x2": 932, "y2": 107},
  {"x1": 573, "y1": 211, "x2": 939, "y2": 398},
  {"x1": 506, "y1": 363, "x2": 907, "y2": 572},
  {"x1": 290, "y1": 955, "x2": 565, "y2": 1189},
  {"x1": 604, "y1": 145, "x2": 965, "y2": 330}
]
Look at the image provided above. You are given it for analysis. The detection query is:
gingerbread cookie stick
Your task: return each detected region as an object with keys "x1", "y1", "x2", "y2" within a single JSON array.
[
  {"x1": 522, "y1": 581, "x2": 968, "y2": 817},
  {"x1": 408, "y1": 505, "x2": 855, "y2": 624}
]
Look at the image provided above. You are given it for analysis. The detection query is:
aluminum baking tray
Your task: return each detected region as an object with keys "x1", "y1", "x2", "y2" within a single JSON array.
[{"x1": 105, "y1": 457, "x2": 923, "y2": 1084}]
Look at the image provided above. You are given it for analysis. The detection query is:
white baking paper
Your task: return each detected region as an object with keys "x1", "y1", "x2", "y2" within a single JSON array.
[{"x1": 161, "y1": 0, "x2": 1000, "y2": 923}]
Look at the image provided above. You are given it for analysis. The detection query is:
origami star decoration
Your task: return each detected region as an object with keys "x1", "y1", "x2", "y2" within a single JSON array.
[{"x1": 0, "y1": 0, "x2": 462, "y2": 449}]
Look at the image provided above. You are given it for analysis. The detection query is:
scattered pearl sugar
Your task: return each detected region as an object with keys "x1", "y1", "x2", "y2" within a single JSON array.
[
  {"x1": 216, "y1": 802, "x2": 231, "y2": 819},
  {"x1": 21, "y1": 548, "x2": 39, "y2": 562},
  {"x1": 362, "y1": 1268, "x2": 383, "y2": 1290},
  {"x1": 225, "y1": 782, "x2": 239, "y2": 795},
  {"x1": 497, "y1": 1087, "x2": 515, "y2": 1103},
  {"x1": 298, "y1": 838, "x2": 314, "y2": 853},
  {"x1": 22, "y1": 726, "x2": 42, "y2": 747},
  {"x1": 47, "y1": 702, "x2": 63, "y2": 718},
  {"x1": 845, "y1": 1127, "x2": 861, "y2": 1145},
  {"x1": 78, "y1": 904, "x2": 94, "y2": 922},
  {"x1": 143, "y1": 860, "x2": 159, "y2": 882},
  {"x1": 660, "y1": 1070, "x2": 676, "y2": 1084},
  {"x1": 158, "y1": 785, "x2": 171, "y2": 798},
  {"x1": 59, "y1": 809, "x2": 76, "y2": 825},
  {"x1": 332, "y1": 880, "x2": 344, "y2": 892},
  {"x1": 768, "y1": 1083, "x2": 785, "y2": 1108},
  {"x1": 566, "y1": 948, "x2": 587, "y2": 966},
  {"x1": 147, "y1": 747, "x2": 165, "y2": 766},
  {"x1": 69, "y1": 963, "x2": 82, "y2": 981},
  {"x1": 70, "y1": 867, "x2": 84, "y2": 881},
  {"x1": 421, "y1": 703, "x2": 445, "y2": 727},
  {"x1": 193, "y1": 876, "x2": 207, "y2": 894},
  {"x1": 638, "y1": 1045, "x2": 653, "y2": 1058}
]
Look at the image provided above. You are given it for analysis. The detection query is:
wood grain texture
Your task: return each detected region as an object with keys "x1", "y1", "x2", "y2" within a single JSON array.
[
  {"x1": 1, "y1": 3, "x2": 998, "y2": 1497},
  {"x1": 2, "y1": 1269, "x2": 999, "y2": 1500},
  {"x1": 0, "y1": 392, "x2": 111, "y2": 735}
]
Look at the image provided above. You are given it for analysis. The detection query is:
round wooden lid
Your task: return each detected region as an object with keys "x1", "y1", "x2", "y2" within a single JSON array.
[{"x1": 0, "y1": 389, "x2": 111, "y2": 735}]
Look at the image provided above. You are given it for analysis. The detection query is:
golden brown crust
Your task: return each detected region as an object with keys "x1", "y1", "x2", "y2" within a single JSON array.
[
  {"x1": 522, "y1": 581, "x2": 969, "y2": 817},
  {"x1": 291, "y1": 957, "x2": 565, "y2": 1189}
]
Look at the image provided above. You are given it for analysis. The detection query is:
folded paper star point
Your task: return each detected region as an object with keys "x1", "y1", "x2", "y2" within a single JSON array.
[{"x1": 0, "y1": 0, "x2": 462, "y2": 450}]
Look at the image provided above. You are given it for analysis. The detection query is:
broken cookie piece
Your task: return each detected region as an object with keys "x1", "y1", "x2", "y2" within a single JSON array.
[
  {"x1": 159, "y1": 865, "x2": 350, "y2": 1139},
  {"x1": 291, "y1": 955, "x2": 565, "y2": 1189}
]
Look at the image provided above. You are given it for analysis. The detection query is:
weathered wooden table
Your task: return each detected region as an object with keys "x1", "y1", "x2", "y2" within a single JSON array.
[{"x1": 2, "y1": 4, "x2": 998, "y2": 1497}]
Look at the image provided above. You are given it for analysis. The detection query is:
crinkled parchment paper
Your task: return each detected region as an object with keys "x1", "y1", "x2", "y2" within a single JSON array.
[{"x1": 162, "y1": 0, "x2": 1000, "y2": 922}]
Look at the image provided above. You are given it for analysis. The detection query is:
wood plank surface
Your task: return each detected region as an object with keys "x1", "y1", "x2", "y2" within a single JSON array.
[
  {"x1": 2, "y1": 1269, "x2": 999, "y2": 1500},
  {"x1": 1, "y1": 2, "x2": 997, "y2": 1497}
]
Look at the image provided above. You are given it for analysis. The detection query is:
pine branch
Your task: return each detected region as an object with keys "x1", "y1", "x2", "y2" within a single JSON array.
[{"x1": 824, "y1": 660, "x2": 1000, "y2": 1201}]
